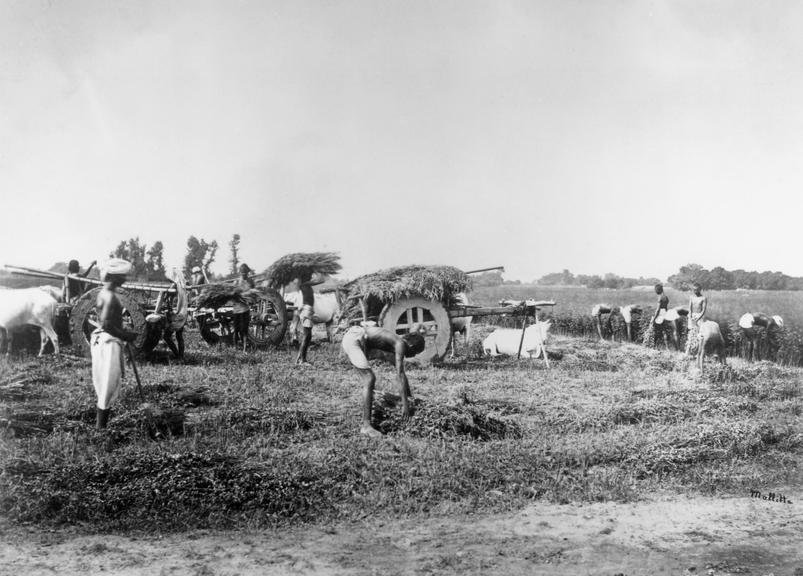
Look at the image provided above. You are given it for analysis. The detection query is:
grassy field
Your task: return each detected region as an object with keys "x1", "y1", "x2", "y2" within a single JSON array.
[{"x1": 1, "y1": 324, "x2": 800, "y2": 534}]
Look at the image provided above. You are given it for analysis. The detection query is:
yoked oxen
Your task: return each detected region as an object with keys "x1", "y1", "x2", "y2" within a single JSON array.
[
  {"x1": 0, "y1": 286, "x2": 61, "y2": 356},
  {"x1": 285, "y1": 289, "x2": 342, "y2": 345}
]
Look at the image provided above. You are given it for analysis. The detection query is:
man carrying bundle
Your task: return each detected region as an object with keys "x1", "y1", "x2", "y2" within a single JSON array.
[
  {"x1": 232, "y1": 263, "x2": 255, "y2": 351},
  {"x1": 92, "y1": 259, "x2": 138, "y2": 429},
  {"x1": 294, "y1": 273, "x2": 324, "y2": 365},
  {"x1": 341, "y1": 323, "x2": 426, "y2": 437}
]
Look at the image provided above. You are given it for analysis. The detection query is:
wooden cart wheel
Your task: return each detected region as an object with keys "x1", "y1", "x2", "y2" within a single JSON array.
[
  {"x1": 69, "y1": 288, "x2": 158, "y2": 358},
  {"x1": 247, "y1": 287, "x2": 288, "y2": 348},
  {"x1": 379, "y1": 297, "x2": 452, "y2": 362}
]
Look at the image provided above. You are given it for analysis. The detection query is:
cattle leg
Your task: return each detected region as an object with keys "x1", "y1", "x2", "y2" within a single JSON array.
[
  {"x1": 0, "y1": 328, "x2": 6, "y2": 355},
  {"x1": 325, "y1": 321, "x2": 332, "y2": 343},
  {"x1": 38, "y1": 324, "x2": 60, "y2": 356},
  {"x1": 6, "y1": 331, "x2": 13, "y2": 356},
  {"x1": 594, "y1": 317, "x2": 603, "y2": 340}
]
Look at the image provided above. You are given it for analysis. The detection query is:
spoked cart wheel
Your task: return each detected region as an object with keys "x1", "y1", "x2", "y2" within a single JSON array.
[
  {"x1": 247, "y1": 288, "x2": 288, "y2": 348},
  {"x1": 379, "y1": 297, "x2": 452, "y2": 363},
  {"x1": 69, "y1": 288, "x2": 159, "y2": 358}
]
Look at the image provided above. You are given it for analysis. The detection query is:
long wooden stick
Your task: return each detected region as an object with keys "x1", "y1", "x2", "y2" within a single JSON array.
[
  {"x1": 464, "y1": 266, "x2": 505, "y2": 275},
  {"x1": 517, "y1": 305, "x2": 528, "y2": 359},
  {"x1": 4, "y1": 265, "x2": 62, "y2": 278},
  {"x1": 126, "y1": 343, "x2": 145, "y2": 402}
]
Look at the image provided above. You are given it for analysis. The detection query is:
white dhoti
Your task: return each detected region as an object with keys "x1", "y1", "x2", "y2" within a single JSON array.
[{"x1": 91, "y1": 330, "x2": 125, "y2": 410}]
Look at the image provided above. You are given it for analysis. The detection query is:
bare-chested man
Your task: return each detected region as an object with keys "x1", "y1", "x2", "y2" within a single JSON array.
[
  {"x1": 64, "y1": 259, "x2": 97, "y2": 302},
  {"x1": 341, "y1": 324, "x2": 426, "y2": 437},
  {"x1": 92, "y1": 259, "x2": 138, "y2": 429},
  {"x1": 739, "y1": 312, "x2": 784, "y2": 362},
  {"x1": 685, "y1": 283, "x2": 707, "y2": 355},
  {"x1": 295, "y1": 273, "x2": 324, "y2": 365},
  {"x1": 651, "y1": 283, "x2": 672, "y2": 350},
  {"x1": 232, "y1": 263, "x2": 255, "y2": 351}
]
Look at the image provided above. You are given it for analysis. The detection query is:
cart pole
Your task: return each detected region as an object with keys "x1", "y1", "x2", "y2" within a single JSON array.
[
  {"x1": 126, "y1": 343, "x2": 146, "y2": 402},
  {"x1": 517, "y1": 303, "x2": 528, "y2": 359}
]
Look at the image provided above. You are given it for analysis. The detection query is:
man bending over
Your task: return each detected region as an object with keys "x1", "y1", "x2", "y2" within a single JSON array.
[{"x1": 341, "y1": 324, "x2": 426, "y2": 437}]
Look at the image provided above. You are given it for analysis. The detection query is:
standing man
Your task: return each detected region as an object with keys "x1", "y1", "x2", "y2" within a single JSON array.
[
  {"x1": 92, "y1": 259, "x2": 138, "y2": 429},
  {"x1": 651, "y1": 283, "x2": 671, "y2": 350},
  {"x1": 341, "y1": 324, "x2": 426, "y2": 437},
  {"x1": 685, "y1": 283, "x2": 708, "y2": 355},
  {"x1": 162, "y1": 272, "x2": 188, "y2": 360},
  {"x1": 232, "y1": 263, "x2": 255, "y2": 351},
  {"x1": 65, "y1": 259, "x2": 97, "y2": 302},
  {"x1": 190, "y1": 266, "x2": 206, "y2": 293},
  {"x1": 295, "y1": 273, "x2": 324, "y2": 365}
]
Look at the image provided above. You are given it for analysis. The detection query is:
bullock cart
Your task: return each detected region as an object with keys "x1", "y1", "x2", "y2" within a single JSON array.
[
  {"x1": 342, "y1": 265, "x2": 556, "y2": 362},
  {"x1": 191, "y1": 282, "x2": 288, "y2": 348},
  {"x1": 4, "y1": 265, "x2": 288, "y2": 356}
]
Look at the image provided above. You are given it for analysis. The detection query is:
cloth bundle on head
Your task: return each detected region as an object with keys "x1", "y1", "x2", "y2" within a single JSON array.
[
  {"x1": 101, "y1": 258, "x2": 132, "y2": 280},
  {"x1": 191, "y1": 266, "x2": 202, "y2": 273}
]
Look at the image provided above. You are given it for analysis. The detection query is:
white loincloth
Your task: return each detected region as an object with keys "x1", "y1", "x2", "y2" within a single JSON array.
[{"x1": 91, "y1": 330, "x2": 125, "y2": 410}]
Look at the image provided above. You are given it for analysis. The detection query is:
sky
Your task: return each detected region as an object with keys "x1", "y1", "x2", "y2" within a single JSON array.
[{"x1": 2, "y1": 0, "x2": 802, "y2": 282}]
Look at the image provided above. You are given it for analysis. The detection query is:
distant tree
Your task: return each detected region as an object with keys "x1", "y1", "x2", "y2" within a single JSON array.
[
  {"x1": 758, "y1": 271, "x2": 787, "y2": 290},
  {"x1": 538, "y1": 269, "x2": 575, "y2": 286},
  {"x1": 228, "y1": 234, "x2": 241, "y2": 276},
  {"x1": 707, "y1": 266, "x2": 734, "y2": 290},
  {"x1": 668, "y1": 263, "x2": 708, "y2": 291},
  {"x1": 110, "y1": 237, "x2": 149, "y2": 279},
  {"x1": 603, "y1": 273, "x2": 623, "y2": 290},
  {"x1": 184, "y1": 236, "x2": 219, "y2": 279}
]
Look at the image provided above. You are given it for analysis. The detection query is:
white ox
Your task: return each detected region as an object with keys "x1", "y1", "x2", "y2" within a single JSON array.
[
  {"x1": 0, "y1": 286, "x2": 61, "y2": 356},
  {"x1": 285, "y1": 290, "x2": 342, "y2": 344},
  {"x1": 482, "y1": 320, "x2": 551, "y2": 366}
]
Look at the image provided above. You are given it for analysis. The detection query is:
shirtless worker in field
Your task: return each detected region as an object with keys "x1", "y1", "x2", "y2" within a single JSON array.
[
  {"x1": 294, "y1": 273, "x2": 324, "y2": 365},
  {"x1": 685, "y1": 282, "x2": 707, "y2": 355},
  {"x1": 65, "y1": 259, "x2": 97, "y2": 302},
  {"x1": 232, "y1": 263, "x2": 255, "y2": 351},
  {"x1": 651, "y1": 283, "x2": 672, "y2": 349},
  {"x1": 341, "y1": 323, "x2": 426, "y2": 437},
  {"x1": 92, "y1": 259, "x2": 138, "y2": 429}
]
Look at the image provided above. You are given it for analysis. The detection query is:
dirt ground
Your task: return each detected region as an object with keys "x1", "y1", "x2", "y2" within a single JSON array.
[{"x1": 1, "y1": 491, "x2": 800, "y2": 576}]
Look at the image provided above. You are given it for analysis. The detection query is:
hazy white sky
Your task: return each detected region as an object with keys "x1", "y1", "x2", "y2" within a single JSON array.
[{"x1": 2, "y1": 0, "x2": 802, "y2": 281}]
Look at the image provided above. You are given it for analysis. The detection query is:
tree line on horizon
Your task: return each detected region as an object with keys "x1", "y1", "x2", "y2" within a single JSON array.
[{"x1": 532, "y1": 264, "x2": 802, "y2": 291}]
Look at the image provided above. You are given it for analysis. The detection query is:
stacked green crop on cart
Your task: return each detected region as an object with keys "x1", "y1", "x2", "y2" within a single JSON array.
[
  {"x1": 342, "y1": 265, "x2": 472, "y2": 323},
  {"x1": 194, "y1": 284, "x2": 262, "y2": 310}
]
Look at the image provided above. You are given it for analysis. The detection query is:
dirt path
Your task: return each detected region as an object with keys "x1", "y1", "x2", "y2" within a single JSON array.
[{"x1": 2, "y1": 491, "x2": 801, "y2": 576}]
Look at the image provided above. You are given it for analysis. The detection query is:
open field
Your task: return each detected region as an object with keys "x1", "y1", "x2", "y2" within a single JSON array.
[{"x1": 1, "y1": 322, "x2": 802, "y2": 574}]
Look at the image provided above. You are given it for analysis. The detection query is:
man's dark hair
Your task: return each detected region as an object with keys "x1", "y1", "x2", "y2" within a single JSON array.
[
  {"x1": 402, "y1": 333, "x2": 426, "y2": 357},
  {"x1": 68, "y1": 260, "x2": 80, "y2": 273},
  {"x1": 654, "y1": 283, "x2": 663, "y2": 293}
]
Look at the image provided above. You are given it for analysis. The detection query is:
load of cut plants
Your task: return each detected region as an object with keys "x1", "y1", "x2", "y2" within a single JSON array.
[
  {"x1": 371, "y1": 391, "x2": 520, "y2": 441},
  {"x1": 193, "y1": 283, "x2": 263, "y2": 310},
  {"x1": 263, "y1": 252, "x2": 342, "y2": 288},
  {"x1": 341, "y1": 264, "x2": 472, "y2": 323}
]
